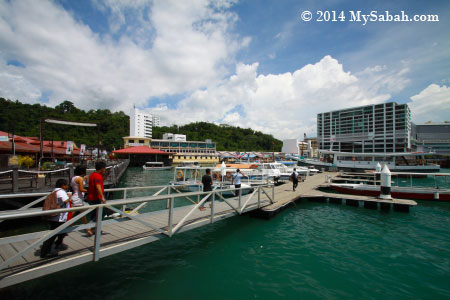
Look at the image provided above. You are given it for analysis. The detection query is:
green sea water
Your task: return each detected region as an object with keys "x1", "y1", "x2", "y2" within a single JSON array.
[{"x1": 2, "y1": 167, "x2": 450, "y2": 299}]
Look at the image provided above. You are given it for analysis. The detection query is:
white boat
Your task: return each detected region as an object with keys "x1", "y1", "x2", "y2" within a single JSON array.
[
  {"x1": 212, "y1": 163, "x2": 280, "y2": 182},
  {"x1": 170, "y1": 165, "x2": 253, "y2": 196},
  {"x1": 271, "y1": 162, "x2": 319, "y2": 180},
  {"x1": 142, "y1": 162, "x2": 172, "y2": 170},
  {"x1": 298, "y1": 150, "x2": 440, "y2": 172}
]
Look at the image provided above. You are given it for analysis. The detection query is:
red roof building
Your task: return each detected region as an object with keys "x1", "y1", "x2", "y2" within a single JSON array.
[
  {"x1": 0, "y1": 131, "x2": 89, "y2": 168},
  {"x1": 112, "y1": 146, "x2": 173, "y2": 166},
  {"x1": 112, "y1": 146, "x2": 173, "y2": 155}
]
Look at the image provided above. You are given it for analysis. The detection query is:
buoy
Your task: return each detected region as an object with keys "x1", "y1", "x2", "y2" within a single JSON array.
[
  {"x1": 192, "y1": 170, "x2": 199, "y2": 178},
  {"x1": 176, "y1": 170, "x2": 184, "y2": 179}
]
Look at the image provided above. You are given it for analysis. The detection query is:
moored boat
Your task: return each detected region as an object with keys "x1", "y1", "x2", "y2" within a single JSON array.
[
  {"x1": 170, "y1": 165, "x2": 254, "y2": 196},
  {"x1": 299, "y1": 150, "x2": 440, "y2": 172},
  {"x1": 330, "y1": 183, "x2": 450, "y2": 201},
  {"x1": 142, "y1": 162, "x2": 172, "y2": 170}
]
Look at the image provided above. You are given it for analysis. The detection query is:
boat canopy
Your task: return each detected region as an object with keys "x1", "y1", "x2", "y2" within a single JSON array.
[{"x1": 214, "y1": 163, "x2": 258, "y2": 169}]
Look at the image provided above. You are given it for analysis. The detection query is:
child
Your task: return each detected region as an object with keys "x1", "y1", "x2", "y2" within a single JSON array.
[{"x1": 40, "y1": 179, "x2": 71, "y2": 258}]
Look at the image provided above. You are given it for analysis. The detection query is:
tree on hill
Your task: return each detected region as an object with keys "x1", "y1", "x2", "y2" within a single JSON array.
[
  {"x1": 0, "y1": 98, "x2": 282, "y2": 151},
  {"x1": 0, "y1": 98, "x2": 129, "y2": 151},
  {"x1": 152, "y1": 121, "x2": 282, "y2": 151}
]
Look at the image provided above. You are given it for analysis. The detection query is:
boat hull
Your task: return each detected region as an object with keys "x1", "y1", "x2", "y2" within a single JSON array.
[
  {"x1": 330, "y1": 184, "x2": 450, "y2": 201},
  {"x1": 143, "y1": 166, "x2": 172, "y2": 170}
]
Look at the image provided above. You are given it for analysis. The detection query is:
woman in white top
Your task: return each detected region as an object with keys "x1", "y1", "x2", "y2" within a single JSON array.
[{"x1": 71, "y1": 166, "x2": 93, "y2": 236}]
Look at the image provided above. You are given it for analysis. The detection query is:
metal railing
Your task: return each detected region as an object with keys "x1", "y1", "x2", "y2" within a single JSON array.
[
  {"x1": 0, "y1": 182, "x2": 275, "y2": 270},
  {"x1": 0, "y1": 160, "x2": 129, "y2": 193}
]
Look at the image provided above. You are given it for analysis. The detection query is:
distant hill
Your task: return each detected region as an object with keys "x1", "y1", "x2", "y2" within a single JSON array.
[
  {"x1": 153, "y1": 122, "x2": 282, "y2": 151},
  {"x1": 0, "y1": 98, "x2": 282, "y2": 151}
]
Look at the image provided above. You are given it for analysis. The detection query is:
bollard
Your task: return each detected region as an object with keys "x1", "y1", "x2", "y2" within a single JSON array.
[
  {"x1": 375, "y1": 162, "x2": 382, "y2": 173},
  {"x1": 379, "y1": 165, "x2": 392, "y2": 200}
]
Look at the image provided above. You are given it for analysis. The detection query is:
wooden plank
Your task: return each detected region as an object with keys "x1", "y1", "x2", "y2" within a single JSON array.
[
  {"x1": 67, "y1": 232, "x2": 94, "y2": 248},
  {"x1": 61, "y1": 236, "x2": 87, "y2": 252},
  {"x1": 9, "y1": 241, "x2": 37, "y2": 263},
  {"x1": 0, "y1": 244, "x2": 27, "y2": 267},
  {"x1": 140, "y1": 215, "x2": 168, "y2": 228},
  {"x1": 118, "y1": 221, "x2": 154, "y2": 235},
  {"x1": 98, "y1": 228, "x2": 121, "y2": 244},
  {"x1": 106, "y1": 224, "x2": 140, "y2": 239},
  {"x1": 100, "y1": 225, "x2": 127, "y2": 240},
  {"x1": 114, "y1": 222, "x2": 145, "y2": 235},
  {"x1": 128, "y1": 218, "x2": 165, "y2": 232}
]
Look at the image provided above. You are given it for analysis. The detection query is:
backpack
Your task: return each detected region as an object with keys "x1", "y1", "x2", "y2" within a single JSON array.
[
  {"x1": 291, "y1": 172, "x2": 297, "y2": 180},
  {"x1": 42, "y1": 190, "x2": 61, "y2": 218}
]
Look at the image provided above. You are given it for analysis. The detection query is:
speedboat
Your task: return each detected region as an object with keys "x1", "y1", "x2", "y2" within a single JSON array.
[{"x1": 170, "y1": 165, "x2": 254, "y2": 196}]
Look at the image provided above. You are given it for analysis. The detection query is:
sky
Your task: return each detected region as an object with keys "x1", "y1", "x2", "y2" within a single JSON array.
[{"x1": 1, "y1": 0, "x2": 449, "y2": 140}]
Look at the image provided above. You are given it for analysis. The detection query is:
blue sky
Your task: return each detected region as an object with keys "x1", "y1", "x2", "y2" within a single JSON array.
[{"x1": 0, "y1": 0, "x2": 449, "y2": 140}]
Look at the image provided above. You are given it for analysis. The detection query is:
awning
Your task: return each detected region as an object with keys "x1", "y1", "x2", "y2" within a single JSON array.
[{"x1": 113, "y1": 146, "x2": 174, "y2": 155}]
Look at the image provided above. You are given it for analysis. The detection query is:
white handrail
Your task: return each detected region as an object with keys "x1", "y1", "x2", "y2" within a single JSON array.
[{"x1": 0, "y1": 182, "x2": 274, "y2": 272}]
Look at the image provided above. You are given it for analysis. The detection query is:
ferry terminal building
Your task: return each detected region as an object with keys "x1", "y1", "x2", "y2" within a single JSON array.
[{"x1": 122, "y1": 133, "x2": 219, "y2": 165}]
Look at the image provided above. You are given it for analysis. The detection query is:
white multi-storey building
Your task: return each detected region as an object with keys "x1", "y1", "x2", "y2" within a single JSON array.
[
  {"x1": 130, "y1": 108, "x2": 153, "y2": 138},
  {"x1": 317, "y1": 102, "x2": 411, "y2": 153},
  {"x1": 152, "y1": 116, "x2": 160, "y2": 127}
]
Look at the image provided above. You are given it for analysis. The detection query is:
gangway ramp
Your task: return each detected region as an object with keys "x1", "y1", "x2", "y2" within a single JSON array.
[{"x1": 0, "y1": 183, "x2": 275, "y2": 288}]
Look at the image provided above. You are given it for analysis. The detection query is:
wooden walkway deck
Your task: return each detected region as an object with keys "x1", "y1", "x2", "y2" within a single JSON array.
[
  {"x1": 0, "y1": 186, "x2": 273, "y2": 288},
  {"x1": 260, "y1": 172, "x2": 417, "y2": 216}
]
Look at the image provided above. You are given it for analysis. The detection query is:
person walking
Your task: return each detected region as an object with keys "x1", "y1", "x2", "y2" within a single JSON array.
[
  {"x1": 232, "y1": 169, "x2": 244, "y2": 196},
  {"x1": 200, "y1": 168, "x2": 213, "y2": 211},
  {"x1": 291, "y1": 168, "x2": 299, "y2": 191},
  {"x1": 40, "y1": 179, "x2": 71, "y2": 258},
  {"x1": 87, "y1": 161, "x2": 107, "y2": 230},
  {"x1": 70, "y1": 165, "x2": 93, "y2": 236}
]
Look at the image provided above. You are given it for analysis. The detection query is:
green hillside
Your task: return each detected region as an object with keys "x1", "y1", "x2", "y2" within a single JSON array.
[
  {"x1": 0, "y1": 98, "x2": 282, "y2": 151},
  {"x1": 153, "y1": 123, "x2": 282, "y2": 151}
]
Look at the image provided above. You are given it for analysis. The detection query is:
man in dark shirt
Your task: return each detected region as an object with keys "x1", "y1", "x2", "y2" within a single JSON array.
[{"x1": 200, "y1": 168, "x2": 213, "y2": 211}]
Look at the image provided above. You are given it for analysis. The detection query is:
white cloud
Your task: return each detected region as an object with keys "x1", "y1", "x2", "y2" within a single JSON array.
[
  {"x1": 150, "y1": 55, "x2": 401, "y2": 140},
  {"x1": 0, "y1": 0, "x2": 247, "y2": 112},
  {"x1": 409, "y1": 84, "x2": 450, "y2": 123},
  {"x1": 2, "y1": 0, "x2": 439, "y2": 143}
]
